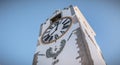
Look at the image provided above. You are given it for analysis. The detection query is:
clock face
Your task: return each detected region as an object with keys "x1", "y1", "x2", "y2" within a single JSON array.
[{"x1": 41, "y1": 17, "x2": 72, "y2": 44}]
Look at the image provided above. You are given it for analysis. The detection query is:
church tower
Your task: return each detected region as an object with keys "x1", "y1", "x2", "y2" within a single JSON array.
[{"x1": 33, "y1": 5, "x2": 106, "y2": 65}]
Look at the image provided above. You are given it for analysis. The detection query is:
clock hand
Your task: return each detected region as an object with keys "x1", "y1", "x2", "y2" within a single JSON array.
[
  {"x1": 51, "y1": 22, "x2": 59, "y2": 35},
  {"x1": 50, "y1": 26, "x2": 57, "y2": 35},
  {"x1": 55, "y1": 22, "x2": 59, "y2": 31}
]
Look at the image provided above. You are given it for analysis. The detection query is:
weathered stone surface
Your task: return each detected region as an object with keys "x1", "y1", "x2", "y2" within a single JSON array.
[
  {"x1": 32, "y1": 52, "x2": 39, "y2": 65},
  {"x1": 75, "y1": 27, "x2": 94, "y2": 65},
  {"x1": 46, "y1": 39, "x2": 66, "y2": 58}
]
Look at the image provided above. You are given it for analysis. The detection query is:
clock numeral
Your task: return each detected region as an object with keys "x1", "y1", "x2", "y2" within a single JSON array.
[
  {"x1": 43, "y1": 34, "x2": 51, "y2": 41},
  {"x1": 43, "y1": 34, "x2": 54, "y2": 42},
  {"x1": 60, "y1": 30, "x2": 65, "y2": 34},
  {"x1": 54, "y1": 34, "x2": 59, "y2": 40},
  {"x1": 62, "y1": 18, "x2": 71, "y2": 25},
  {"x1": 43, "y1": 35, "x2": 54, "y2": 42},
  {"x1": 49, "y1": 25, "x2": 54, "y2": 29},
  {"x1": 48, "y1": 36, "x2": 53, "y2": 42},
  {"x1": 62, "y1": 18, "x2": 71, "y2": 30},
  {"x1": 62, "y1": 18, "x2": 68, "y2": 24},
  {"x1": 62, "y1": 25, "x2": 69, "y2": 29},
  {"x1": 45, "y1": 29, "x2": 51, "y2": 34},
  {"x1": 43, "y1": 34, "x2": 49, "y2": 39},
  {"x1": 62, "y1": 20, "x2": 70, "y2": 25}
]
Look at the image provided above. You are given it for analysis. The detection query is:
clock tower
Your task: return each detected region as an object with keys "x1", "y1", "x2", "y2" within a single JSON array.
[{"x1": 33, "y1": 5, "x2": 106, "y2": 65}]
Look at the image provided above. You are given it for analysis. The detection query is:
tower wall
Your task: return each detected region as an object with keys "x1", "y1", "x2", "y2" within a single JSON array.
[{"x1": 33, "y1": 6, "x2": 106, "y2": 65}]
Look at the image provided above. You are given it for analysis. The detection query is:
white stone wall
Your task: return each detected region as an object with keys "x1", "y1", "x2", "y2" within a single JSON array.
[
  {"x1": 73, "y1": 6, "x2": 106, "y2": 65},
  {"x1": 33, "y1": 6, "x2": 106, "y2": 65}
]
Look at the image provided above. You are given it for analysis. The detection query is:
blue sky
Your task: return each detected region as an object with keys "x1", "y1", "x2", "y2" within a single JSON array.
[{"x1": 0, "y1": 0, "x2": 120, "y2": 65}]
